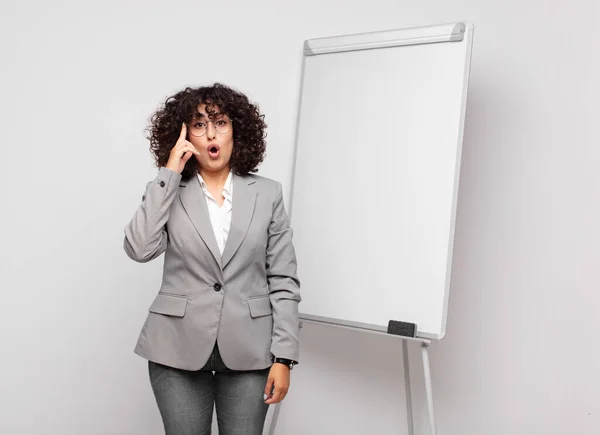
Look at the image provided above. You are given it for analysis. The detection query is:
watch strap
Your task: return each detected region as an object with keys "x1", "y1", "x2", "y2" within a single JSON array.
[{"x1": 272, "y1": 357, "x2": 297, "y2": 369}]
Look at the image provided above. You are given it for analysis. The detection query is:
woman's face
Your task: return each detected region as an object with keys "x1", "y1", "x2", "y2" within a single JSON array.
[{"x1": 188, "y1": 103, "x2": 234, "y2": 174}]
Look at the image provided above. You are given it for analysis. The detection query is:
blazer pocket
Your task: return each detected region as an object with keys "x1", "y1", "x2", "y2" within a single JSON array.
[
  {"x1": 247, "y1": 296, "x2": 272, "y2": 318},
  {"x1": 149, "y1": 293, "x2": 188, "y2": 317}
]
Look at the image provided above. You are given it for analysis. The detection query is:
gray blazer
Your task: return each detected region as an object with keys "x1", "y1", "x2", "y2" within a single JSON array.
[{"x1": 123, "y1": 167, "x2": 301, "y2": 371}]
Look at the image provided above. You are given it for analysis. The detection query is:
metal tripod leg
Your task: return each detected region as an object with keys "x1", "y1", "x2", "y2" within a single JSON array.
[
  {"x1": 421, "y1": 342, "x2": 437, "y2": 435},
  {"x1": 266, "y1": 322, "x2": 303, "y2": 435},
  {"x1": 267, "y1": 323, "x2": 437, "y2": 435},
  {"x1": 267, "y1": 401, "x2": 281, "y2": 435},
  {"x1": 403, "y1": 339, "x2": 415, "y2": 435}
]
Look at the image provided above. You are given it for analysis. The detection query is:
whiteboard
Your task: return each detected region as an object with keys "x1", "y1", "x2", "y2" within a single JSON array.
[{"x1": 289, "y1": 23, "x2": 473, "y2": 339}]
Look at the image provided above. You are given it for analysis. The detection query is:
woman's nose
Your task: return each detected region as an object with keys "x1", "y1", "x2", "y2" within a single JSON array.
[{"x1": 206, "y1": 122, "x2": 216, "y2": 139}]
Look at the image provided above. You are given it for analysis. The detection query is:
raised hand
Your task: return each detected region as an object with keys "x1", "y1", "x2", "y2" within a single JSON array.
[{"x1": 165, "y1": 123, "x2": 201, "y2": 174}]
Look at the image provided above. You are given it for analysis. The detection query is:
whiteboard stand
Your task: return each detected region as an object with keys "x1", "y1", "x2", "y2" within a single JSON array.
[
  {"x1": 403, "y1": 339, "x2": 415, "y2": 435},
  {"x1": 268, "y1": 21, "x2": 474, "y2": 435},
  {"x1": 420, "y1": 341, "x2": 437, "y2": 435},
  {"x1": 267, "y1": 320, "x2": 438, "y2": 435}
]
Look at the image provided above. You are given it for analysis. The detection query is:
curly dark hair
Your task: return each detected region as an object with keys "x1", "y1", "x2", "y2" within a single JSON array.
[{"x1": 145, "y1": 83, "x2": 267, "y2": 181}]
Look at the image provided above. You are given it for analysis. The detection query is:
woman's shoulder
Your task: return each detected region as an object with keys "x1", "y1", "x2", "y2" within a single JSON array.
[{"x1": 240, "y1": 173, "x2": 282, "y2": 193}]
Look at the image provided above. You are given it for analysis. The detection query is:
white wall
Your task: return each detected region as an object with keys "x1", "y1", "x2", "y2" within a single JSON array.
[{"x1": 2, "y1": 1, "x2": 598, "y2": 434}]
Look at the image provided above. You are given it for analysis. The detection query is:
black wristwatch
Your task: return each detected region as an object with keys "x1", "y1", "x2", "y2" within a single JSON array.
[{"x1": 272, "y1": 356, "x2": 297, "y2": 370}]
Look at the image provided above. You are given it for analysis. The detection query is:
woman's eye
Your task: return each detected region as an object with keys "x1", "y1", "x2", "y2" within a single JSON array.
[{"x1": 216, "y1": 120, "x2": 226, "y2": 126}]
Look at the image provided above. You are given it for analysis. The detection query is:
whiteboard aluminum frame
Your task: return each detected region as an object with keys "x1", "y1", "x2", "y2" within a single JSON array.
[
  {"x1": 289, "y1": 22, "x2": 474, "y2": 341},
  {"x1": 304, "y1": 22, "x2": 466, "y2": 56}
]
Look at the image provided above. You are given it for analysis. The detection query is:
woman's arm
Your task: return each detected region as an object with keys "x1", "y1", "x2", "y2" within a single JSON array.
[
  {"x1": 123, "y1": 167, "x2": 182, "y2": 263},
  {"x1": 266, "y1": 181, "x2": 302, "y2": 362}
]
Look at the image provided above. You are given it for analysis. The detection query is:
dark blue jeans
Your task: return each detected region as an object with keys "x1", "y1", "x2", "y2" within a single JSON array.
[{"x1": 148, "y1": 343, "x2": 270, "y2": 435}]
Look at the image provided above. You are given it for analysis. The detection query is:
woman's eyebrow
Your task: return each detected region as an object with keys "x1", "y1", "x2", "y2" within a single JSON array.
[{"x1": 193, "y1": 112, "x2": 224, "y2": 119}]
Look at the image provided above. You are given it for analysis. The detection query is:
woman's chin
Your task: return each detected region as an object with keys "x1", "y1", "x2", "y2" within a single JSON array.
[{"x1": 198, "y1": 159, "x2": 230, "y2": 173}]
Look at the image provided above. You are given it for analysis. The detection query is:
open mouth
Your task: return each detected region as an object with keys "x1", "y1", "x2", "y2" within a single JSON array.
[{"x1": 207, "y1": 144, "x2": 220, "y2": 159}]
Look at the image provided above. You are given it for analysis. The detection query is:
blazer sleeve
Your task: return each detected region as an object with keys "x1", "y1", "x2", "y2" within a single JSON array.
[
  {"x1": 123, "y1": 167, "x2": 182, "y2": 263},
  {"x1": 267, "y1": 181, "x2": 302, "y2": 362}
]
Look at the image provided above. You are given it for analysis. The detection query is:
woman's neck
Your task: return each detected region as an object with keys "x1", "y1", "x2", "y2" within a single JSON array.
[{"x1": 199, "y1": 166, "x2": 231, "y2": 190}]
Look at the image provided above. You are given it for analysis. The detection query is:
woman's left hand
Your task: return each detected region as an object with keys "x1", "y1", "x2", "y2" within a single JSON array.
[{"x1": 264, "y1": 363, "x2": 290, "y2": 404}]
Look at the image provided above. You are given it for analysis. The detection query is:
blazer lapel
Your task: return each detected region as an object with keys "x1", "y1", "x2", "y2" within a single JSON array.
[
  {"x1": 179, "y1": 175, "x2": 222, "y2": 268},
  {"x1": 221, "y1": 174, "x2": 257, "y2": 269}
]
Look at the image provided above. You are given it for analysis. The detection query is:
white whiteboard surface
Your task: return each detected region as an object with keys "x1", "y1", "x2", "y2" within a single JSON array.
[{"x1": 289, "y1": 23, "x2": 473, "y2": 339}]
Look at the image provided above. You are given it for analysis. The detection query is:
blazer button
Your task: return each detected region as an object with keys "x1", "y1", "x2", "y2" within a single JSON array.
[
  {"x1": 213, "y1": 283, "x2": 222, "y2": 291},
  {"x1": 159, "y1": 181, "x2": 165, "y2": 187}
]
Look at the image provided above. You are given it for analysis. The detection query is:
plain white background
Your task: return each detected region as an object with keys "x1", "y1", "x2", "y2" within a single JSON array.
[{"x1": 1, "y1": 1, "x2": 598, "y2": 435}]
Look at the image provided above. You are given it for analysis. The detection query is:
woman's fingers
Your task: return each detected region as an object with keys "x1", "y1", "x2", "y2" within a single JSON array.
[
  {"x1": 265, "y1": 385, "x2": 287, "y2": 404},
  {"x1": 178, "y1": 143, "x2": 200, "y2": 156},
  {"x1": 178, "y1": 123, "x2": 187, "y2": 143},
  {"x1": 181, "y1": 150, "x2": 193, "y2": 162},
  {"x1": 165, "y1": 126, "x2": 200, "y2": 174},
  {"x1": 264, "y1": 377, "x2": 274, "y2": 399},
  {"x1": 187, "y1": 144, "x2": 201, "y2": 156}
]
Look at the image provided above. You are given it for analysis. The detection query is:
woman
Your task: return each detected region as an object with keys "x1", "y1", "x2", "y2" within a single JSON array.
[{"x1": 123, "y1": 83, "x2": 301, "y2": 435}]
